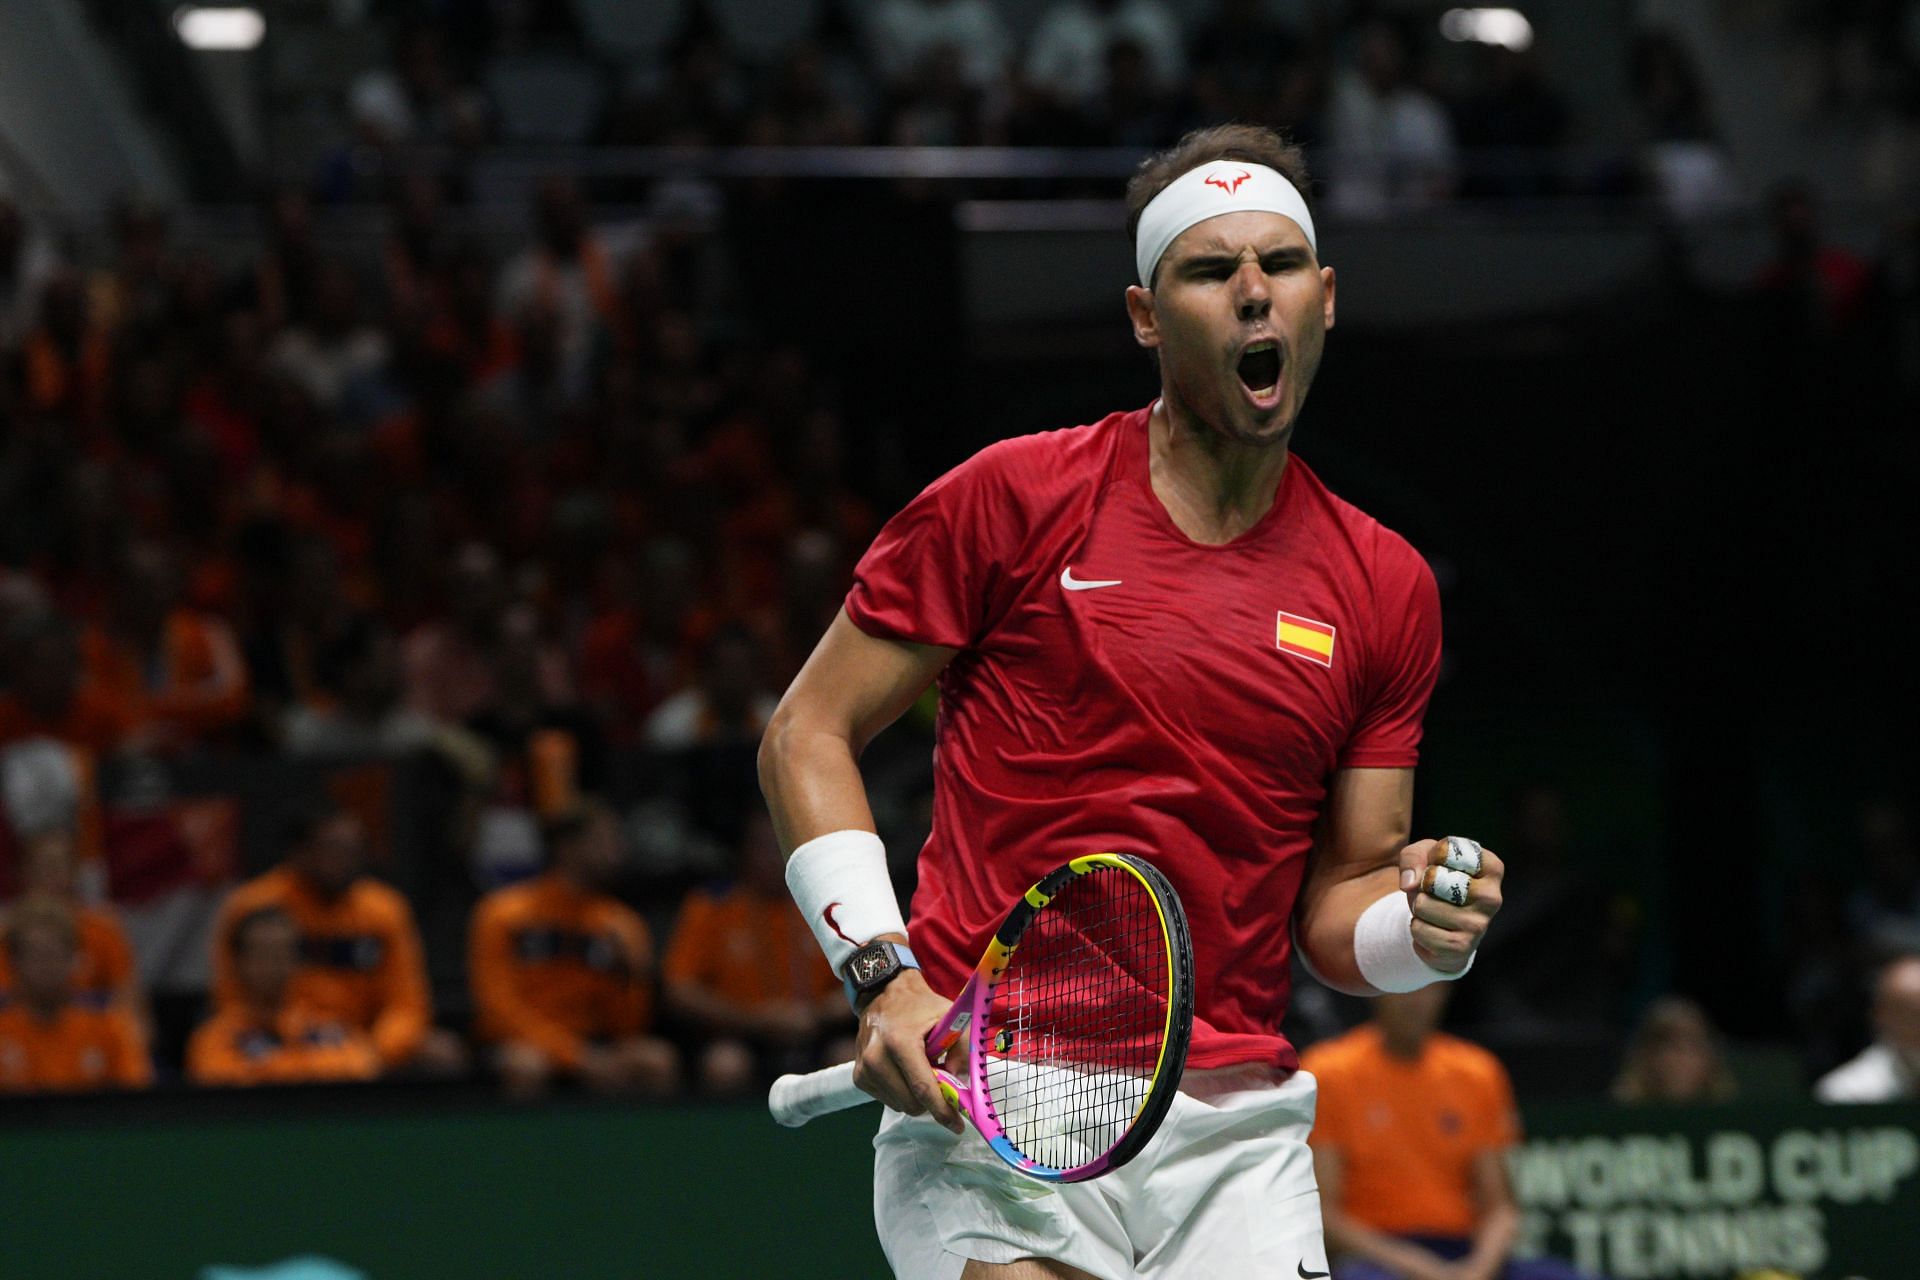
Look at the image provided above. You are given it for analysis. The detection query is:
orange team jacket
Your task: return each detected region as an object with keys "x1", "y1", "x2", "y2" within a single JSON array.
[
  {"x1": 211, "y1": 868, "x2": 432, "y2": 1068},
  {"x1": 0, "y1": 905, "x2": 137, "y2": 1007},
  {"x1": 662, "y1": 887, "x2": 839, "y2": 1011},
  {"x1": 469, "y1": 872, "x2": 655, "y2": 1070},
  {"x1": 81, "y1": 611, "x2": 251, "y2": 741},
  {"x1": 1302, "y1": 1024, "x2": 1522, "y2": 1239},
  {"x1": 0, "y1": 998, "x2": 151, "y2": 1092},
  {"x1": 187, "y1": 1003, "x2": 380, "y2": 1087}
]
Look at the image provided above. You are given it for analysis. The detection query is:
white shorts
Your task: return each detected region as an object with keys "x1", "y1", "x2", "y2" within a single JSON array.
[{"x1": 872, "y1": 1065, "x2": 1327, "y2": 1279}]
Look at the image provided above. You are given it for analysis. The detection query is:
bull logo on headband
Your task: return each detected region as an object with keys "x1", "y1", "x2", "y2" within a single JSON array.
[{"x1": 1204, "y1": 169, "x2": 1252, "y2": 195}]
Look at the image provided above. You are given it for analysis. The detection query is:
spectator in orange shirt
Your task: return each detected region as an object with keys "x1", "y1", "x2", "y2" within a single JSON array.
[
  {"x1": 0, "y1": 828, "x2": 144, "y2": 1025},
  {"x1": 1303, "y1": 985, "x2": 1597, "y2": 1280},
  {"x1": 470, "y1": 798, "x2": 679, "y2": 1098},
  {"x1": 81, "y1": 541, "x2": 250, "y2": 749},
  {"x1": 211, "y1": 805, "x2": 467, "y2": 1077},
  {"x1": 0, "y1": 899, "x2": 150, "y2": 1093},
  {"x1": 188, "y1": 905, "x2": 380, "y2": 1086},
  {"x1": 664, "y1": 811, "x2": 852, "y2": 1095}
]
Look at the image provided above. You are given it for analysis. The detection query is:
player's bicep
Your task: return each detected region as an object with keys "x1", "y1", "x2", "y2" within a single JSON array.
[
  {"x1": 1304, "y1": 767, "x2": 1414, "y2": 893},
  {"x1": 1293, "y1": 767, "x2": 1415, "y2": 992},
  {"x1": 766, "y1": 608, "x2": 956, "y2": 757}
]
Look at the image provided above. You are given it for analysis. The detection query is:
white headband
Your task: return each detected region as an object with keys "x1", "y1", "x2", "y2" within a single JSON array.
[{"x1": 1134, "y1": 160, "x2": 1317, "y2": 287}]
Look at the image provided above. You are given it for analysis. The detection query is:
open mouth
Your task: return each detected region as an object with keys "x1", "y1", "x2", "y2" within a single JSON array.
[{"x1": 1236, "y1": 341, "x2": 1282, "y2": 396}]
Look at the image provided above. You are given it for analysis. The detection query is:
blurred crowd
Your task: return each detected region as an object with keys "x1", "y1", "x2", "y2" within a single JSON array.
[
  {"x1": 0, "y1": 1, "x2": 1913, "y2": 1112},
  {"x1": 295, "y1": 0, "x2": 1805, "y2": 215}
]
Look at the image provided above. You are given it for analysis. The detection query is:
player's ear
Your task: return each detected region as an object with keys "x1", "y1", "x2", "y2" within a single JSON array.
[
  {"x1": 1125, "y1": 284, "x2": 1160, "y2": 349},
  {"x1": 1321, "y1": 264, "x2": 1336, "y2": 332}
]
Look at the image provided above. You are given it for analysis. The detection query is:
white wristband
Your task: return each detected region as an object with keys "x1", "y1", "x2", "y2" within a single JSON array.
[
  {"x1": 785, "y1": 829, "x2": 907, "y2": 976},
  {"x1": 1353, "y1": 890, "x2": 1475, "y2": 994}
]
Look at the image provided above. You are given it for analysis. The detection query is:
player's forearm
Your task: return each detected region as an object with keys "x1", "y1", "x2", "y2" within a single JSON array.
[
  {"x1": 1294, "y1": 863, "x2": 1405, "y2": 994},
  {"x1": 757, "y1": 715, "x2": 879, "y2": 854}
]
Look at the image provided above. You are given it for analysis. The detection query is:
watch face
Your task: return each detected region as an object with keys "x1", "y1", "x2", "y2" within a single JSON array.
[{"x1": 850, "y1": 948, "x2": 891, "y2": 985}]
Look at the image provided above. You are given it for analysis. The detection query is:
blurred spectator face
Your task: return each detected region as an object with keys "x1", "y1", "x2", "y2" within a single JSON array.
[
  {"x1": 1645, "y1": 1019, "x2": 1718, "y2": 1099},
  {"x1": 1624, "y1": 998, "x2": 1728, "y2": 1102},
  {"x1": 1372, "y1": 982, "x2": 1450, "y2": 1047},
  {"x1": 10, "y1": 912, "x2": 77, "y2": 1011},
  {"x1": 234, "y1": 910, "x2": 301, "y2": 1009},
  {"x1": 20, "y1": 830, "x2": 78, "y2": 898},
  {"x1": 1876, "y1": 957, "x2": 1920, "y2": 1063},
  {"x1": 297, "y1": 812, "x2": 368, "y2": 897}
]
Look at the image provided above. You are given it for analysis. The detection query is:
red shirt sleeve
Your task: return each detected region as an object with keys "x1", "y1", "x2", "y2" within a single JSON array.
[
  {"x1": 1338, "y1": 544, "x2": 1442, "y2": 769},
  {"x1": 846, "y1": 442, "x2": 1032, "y2": 650}
]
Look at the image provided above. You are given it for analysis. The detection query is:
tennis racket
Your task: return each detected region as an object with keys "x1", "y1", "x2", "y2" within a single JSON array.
[{"x1": 768, "y1": 851, "x2": 1193, "y2": 1183}]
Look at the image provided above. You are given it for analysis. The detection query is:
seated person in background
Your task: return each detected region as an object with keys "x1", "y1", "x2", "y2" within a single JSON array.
[
  {"x1": 212, "y1": 805, "x2": 467, "y2": 1077},
  {"x1": 663, "y1": 810, "x2": 853, "y2": 1096},
  {"x1": 470, "y1": 798, "x2": 679, "y2": 1098},
  {"x1": 0, "y1": 828, "x2": 144, "y2": 1022},
  {"x1": 81, "y1": 540, "x2": 251, "y2": 750},
  {"x1": 1611, "y1": 995, "x2": 1737, "y2": 1104},
  {"x1": 1815, "y1": 953, "x2": 1920, "y2": 1103},
  {"x1": 189, "y1": 906, "x2": 379, "y2": 1086},
  {"x1": 0, "y1": 900, "x2": 151, "y2": 1093},
  {"x1": 1304, "y1": 985, "x2": 1597, "y2": 1280}
]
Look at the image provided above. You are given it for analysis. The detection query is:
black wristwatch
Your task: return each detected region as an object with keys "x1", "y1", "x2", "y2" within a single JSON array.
[{"x1": 843, "y1": 940, "x2": 920, "y2": 1010}]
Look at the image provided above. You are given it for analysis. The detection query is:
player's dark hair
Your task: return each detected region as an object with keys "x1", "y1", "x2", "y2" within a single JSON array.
[
  {"x1": 229, "y1": 905, "x2": 297, "y2": 957},
  {"x1": 1125, "y1": 124, "x2": 1315, "y2": 257}
]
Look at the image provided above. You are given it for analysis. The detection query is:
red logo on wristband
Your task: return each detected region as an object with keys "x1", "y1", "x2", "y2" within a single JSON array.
[{"x1": 822, "y1": 902, "x2": 857, "y2": 946}]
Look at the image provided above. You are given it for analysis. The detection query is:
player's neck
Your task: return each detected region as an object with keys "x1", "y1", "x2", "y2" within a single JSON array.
[{"x1": 1148, "y1": 398, "x2": 1290, "y2": 546}]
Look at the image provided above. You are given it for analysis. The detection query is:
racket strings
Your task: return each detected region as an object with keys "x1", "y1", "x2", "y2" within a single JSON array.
[{"x1": 984, "y1": 867, "x2": 1171, "y2": 1172}]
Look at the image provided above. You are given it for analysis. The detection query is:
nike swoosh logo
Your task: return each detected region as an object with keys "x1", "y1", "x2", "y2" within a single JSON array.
[
  {"x1": 822, "y1": 902, "x2": 856, "y2": 946},
  {"x1": 1060, "y1": 566, "x2": 1122, "y2": 591},
  {"x1": 1297, "y1": 1265, "x2": 1330, "y2": 1279}
]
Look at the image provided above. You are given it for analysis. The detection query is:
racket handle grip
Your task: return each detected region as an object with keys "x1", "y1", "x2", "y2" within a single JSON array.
[{"x1": 768, "y1": 1062, "x2": 869, "y2": 1127}]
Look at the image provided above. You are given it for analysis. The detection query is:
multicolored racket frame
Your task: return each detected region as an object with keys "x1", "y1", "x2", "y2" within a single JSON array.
[
  {"x1": 923, "y1": 851, "x2": 1194, "y2": 1181},
  {"x1": 767, "y1": 852, "x2": 1194, "y2": 1181}
]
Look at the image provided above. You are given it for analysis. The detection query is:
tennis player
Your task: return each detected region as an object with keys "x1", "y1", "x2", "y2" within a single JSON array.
[{"x1": 760, "y1": 124, "x2": 1505, "y2": 1279}]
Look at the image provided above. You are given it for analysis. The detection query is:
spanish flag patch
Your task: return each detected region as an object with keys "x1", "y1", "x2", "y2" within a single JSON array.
[{"x1": 1276, "y1": 611, "x2": 1336, "y2": 668}]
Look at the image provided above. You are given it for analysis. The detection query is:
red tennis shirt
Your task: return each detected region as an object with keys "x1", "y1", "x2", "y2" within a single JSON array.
[{"x1": 846, "y1": 405, "x2": 1441, "y2": 1070}]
